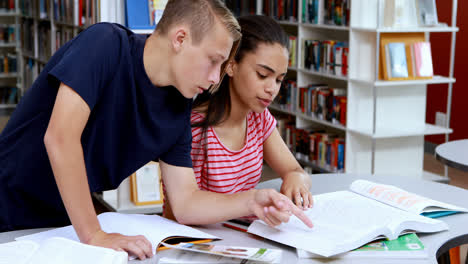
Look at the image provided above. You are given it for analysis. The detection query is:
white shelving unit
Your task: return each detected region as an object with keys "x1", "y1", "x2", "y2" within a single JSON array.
[
  {"x1": 0, "y1": 0, "x2": 22, "y2": 110},
  {"x1": 260, "y1": 0, "x2": 457, "y2": 179}
]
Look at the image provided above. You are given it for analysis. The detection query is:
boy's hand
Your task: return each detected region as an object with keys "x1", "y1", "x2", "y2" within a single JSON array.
[
  {"x1": 248, "y1": 189, "x2": 313, "y2": 228},
  {"x1": 88, "y1": 230, "x2": 153, "y2": 260},
  {"x1": 280, "y1": 173, "x2": 313, "y2": 209}
]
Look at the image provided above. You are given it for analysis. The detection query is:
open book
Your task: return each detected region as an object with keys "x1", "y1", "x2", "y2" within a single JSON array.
[
  {"x1": 15, "y1": 212, "x2": 219, "y2": 257},
  {"x1": 0, "y1": 237, "x2": 127, "y2": 264},
  {"x1": 248, "y1": 179, "x2": 467, "y2": 257}
]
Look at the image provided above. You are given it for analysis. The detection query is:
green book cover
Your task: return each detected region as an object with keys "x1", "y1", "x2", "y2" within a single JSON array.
[{"x1": 353, "y1": 233, "x2": 424, "y2": 252}]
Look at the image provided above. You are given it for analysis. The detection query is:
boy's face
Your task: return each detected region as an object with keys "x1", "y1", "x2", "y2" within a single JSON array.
[{"x1": 173, "y1": 20, "x2": 234, "y2": 98}]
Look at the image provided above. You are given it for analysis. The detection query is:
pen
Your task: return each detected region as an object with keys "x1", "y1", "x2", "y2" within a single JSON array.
[{"x1": 157, "y1": 239, "x2": 214, "y2": 251}]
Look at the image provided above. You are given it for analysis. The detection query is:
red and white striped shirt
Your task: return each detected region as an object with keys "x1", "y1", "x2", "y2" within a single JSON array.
[{"x1": 191, "y1": 109, "x2": 277, "y2": 193}]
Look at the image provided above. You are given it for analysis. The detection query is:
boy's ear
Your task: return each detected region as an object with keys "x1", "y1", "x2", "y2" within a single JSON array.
[
  {"x1": 226, "y1": 60, "x2": 236, "y2": 77},
  {"x1": 171, "y1": 27, "x2": 189, "y2": 52}
]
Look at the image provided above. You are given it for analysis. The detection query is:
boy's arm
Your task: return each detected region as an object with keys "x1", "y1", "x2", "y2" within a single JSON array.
[
  {"x1": 263, "y1": 128, "x2": 313, "y2": 209},
  {"x1": 44, "y1": 83, "x2": 153, "y2": 260},
  {"x1": 159, "y1": 160, "x2": 313, "y2": 228}
]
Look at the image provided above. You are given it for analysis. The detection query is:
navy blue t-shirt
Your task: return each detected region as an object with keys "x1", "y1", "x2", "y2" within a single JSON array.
[{"x1": 0, "y1": 23, "x2": 193, "y2": 231}]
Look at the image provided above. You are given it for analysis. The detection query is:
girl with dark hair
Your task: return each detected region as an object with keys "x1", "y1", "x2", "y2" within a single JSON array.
[{"x1": 163, "y1": 15, "x2": 313, "y2": 223}]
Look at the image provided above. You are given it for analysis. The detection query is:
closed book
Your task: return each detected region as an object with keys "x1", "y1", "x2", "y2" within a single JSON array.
[
  {"x1": 386, "y1": 42, "x2": 409, "y2": 78},
  {"x1": 412, "y1": 42, "x2": 433, "y2": 77}
]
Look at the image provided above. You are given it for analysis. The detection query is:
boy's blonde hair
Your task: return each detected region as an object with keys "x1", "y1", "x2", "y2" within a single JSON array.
[{"x1": 156, "y1": 0, "x2": 241, "y2": 44}]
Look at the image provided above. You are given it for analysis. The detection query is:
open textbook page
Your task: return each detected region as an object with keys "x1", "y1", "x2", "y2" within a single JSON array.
[
  {"x1": 350, "y1": 180, "x2": 468, "y2": 216},
  {"x1": 0, "y1": 237, "x2": 127, "y2": 264},
  {"x1": 16, "y1": 212, "x2": 218, "y2": 255},
  {"x1": 248, "y1": 190, "x2": 447, "y2": 257}
]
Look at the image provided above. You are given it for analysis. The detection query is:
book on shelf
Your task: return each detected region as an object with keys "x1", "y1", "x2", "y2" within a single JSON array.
[
  {"x1": 302, "y1": 39, "x2": 349, "y2": 77},
  {"x1": 260, "y1": 0, "x2": 297, "y2": 21},
  {"x1": 302, "y1": 0, "x2": 350, "y2": 26},
  {"x1": 380, "y1": 33, "x2": 433, "y2": 81},
  {"x1": 273, "y1": 116, "x2": 345, "y2": 172},
  {"x1": 298, "y1": 233, "x2": 428, "y2": 260},
  {"x1": 225, "y1": 0, "x2": 256, "y2": 17},
  {"x1": 126, "y1": 0, "x2": 166, "y2": 30},
  {"x1": 0, "y1": 237, "x2": 128, "y2": 264},
  {"x1": 383, "y1": 0, "x2": 439, "y2": 28},
  {"x1": 385, "y1": 42, "x2": 409, "y2": 79},
  {"x1": 16, "y1": 212, "x2": 219, "y2": 259},
  {"x1": 0, "y1": 86, "x2": 17, "y2": 104},
  {"x1": 416, "y1": 0, "x2": 439, "y2": 26},
  {"x1": 247, "y1": 179, "x2": 467, "y2": 257},
  {"x1": 411, "y1": 42, "x2": 433, "y2": 77},
  {"x1": 383, "y1": 0, "x2": 418, "y2": 28},
  {"x1": 0, "y1": 0, "x2": 16, "y2": 12},
  {"x1": 288, "y1": 35, "x2": 297, "y2": 67}
]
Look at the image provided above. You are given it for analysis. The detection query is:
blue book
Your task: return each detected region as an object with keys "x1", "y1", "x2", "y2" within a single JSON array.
[
  {"x1": 386, "y1": 42, "x2": 409, "y2": 78},
  {"x1": 125, "y1": 0, "x2": 157, "y2": 30}
]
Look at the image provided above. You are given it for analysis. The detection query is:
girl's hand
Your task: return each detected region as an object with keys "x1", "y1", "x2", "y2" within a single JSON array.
[{"x1": 280, "y1": 172, "x2": 313, "y2": 210}]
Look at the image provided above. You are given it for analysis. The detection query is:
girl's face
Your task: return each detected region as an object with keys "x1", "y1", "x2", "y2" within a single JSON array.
[{"x1": 228, "y1": 43, "x2": 289, "y2": 113}]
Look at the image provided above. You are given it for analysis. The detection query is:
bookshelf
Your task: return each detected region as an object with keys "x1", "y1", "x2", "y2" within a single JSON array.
[
  {"x1": 245, "y1": 0, "x2": 458, "y2": 179},
  {"x1": 20, "y1": 0, "x2": 100, "y2": 95},
  {"x1": 0, "y1": 0, "x2": 21, "y2": 111}
]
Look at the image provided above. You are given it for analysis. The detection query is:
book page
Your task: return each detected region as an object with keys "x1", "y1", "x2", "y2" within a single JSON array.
[
  {"x1": 28, "y1": 237, "x2": 127, "y2": 264},
  {"x1": 350, "y1": 179, "x2": 468, "y2": 215},
  {"x1": 0, "y1": 240, "x2": 38, "y2": 264},
  {"x1": 247, "y1": 191, "x2": 447, "y2": 257},
  {"x1": 16, "y1": 212, "x2": 218, "y2": 255}
]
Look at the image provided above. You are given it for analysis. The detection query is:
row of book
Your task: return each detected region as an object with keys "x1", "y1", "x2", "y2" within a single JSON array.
[
  {"x1": 262, "y1": 0, "x2": 298, "y2": 21},
  {"x1": 0, "y1": 53, "x2": 17, "y2": 73},
  {"x1": 23, "y1": 59, "x2": 42, "y2": 94},
  {"x1": 299, "y1": 85, "x2": 347, "y2": 126},
  {"x1": 0, "y1": 0, "x2": 15, "y2": 12},
  {"x1": 55, "y1": 27, "x2": 74, "y2": 51},
  {"x1": 53, "y1": 0, "x2": 74, "y2": 24},
  {"x1": 382, "y1": 40, "x2": 434, "y2": 80},
  {"x1": 277, "y1": 117, "x2": 345, "y2": 172},
  {"x1": 275, "y1": 80, "x2": 347, "y2": 126},
  {"x1": 302, "y1": 39, "x2": 349, "y2": 76},
  {"x1": 274, "y1": 79, "x2": 297, "y2": 112},
  {"x1": 20, "y1": 0, "x2": 98, "y2": 27},
  {"x1": 21, "y1": 20, "x2": 54, "y2": 61},
  {"x1": 20, "y1": 19, "x2": 34, "y2": 56},
  {"x1": 303, "y1": 0, "x2": 350, "y2": 26},
  {"x1": 0, "y1": 25, "x2": 15, "y2": 44},
  {"x1": 0, "y1": 86, "x2": 17, "y2": 105},
  {"x1": 38, "y1": 22, "x2": 52, "y2": 60}
]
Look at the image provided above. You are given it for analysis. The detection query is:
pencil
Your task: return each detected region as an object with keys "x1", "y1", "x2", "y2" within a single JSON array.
[{"x1": 222, "y1": 222, "x2": 248, "y2": 233}]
